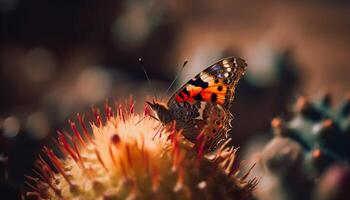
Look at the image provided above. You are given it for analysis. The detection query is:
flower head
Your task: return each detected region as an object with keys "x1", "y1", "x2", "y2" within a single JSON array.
[{"x1": 25, "y1": 98, "x2": 257, "y2": 200}]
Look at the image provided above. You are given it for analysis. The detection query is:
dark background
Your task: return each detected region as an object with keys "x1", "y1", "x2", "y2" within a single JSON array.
[{"x1": 1, "y1": 0, "x2": 350, "y2": 199}]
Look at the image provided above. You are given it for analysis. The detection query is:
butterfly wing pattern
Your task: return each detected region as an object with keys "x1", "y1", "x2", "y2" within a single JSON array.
[{"x1": 167, "y1": 57, "x2": 247, "y2": 150}]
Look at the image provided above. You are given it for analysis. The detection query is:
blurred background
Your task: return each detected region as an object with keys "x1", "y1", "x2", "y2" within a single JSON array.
[{"x1": 1, "y1": 0, "x2": 350, "y2": 199}]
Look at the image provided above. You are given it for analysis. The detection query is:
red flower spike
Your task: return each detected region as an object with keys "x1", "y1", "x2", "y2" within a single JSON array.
[
  {"x1": 118, "y1": 103, "x2": 125, "y2": 123},
  {"x1": 104, "y1": 100, "x2": 114, "y2": 121},
  {"x1": 76, "y1": 113, "x2": 94, "y2": 144},
  {"x1": 44, "y1": 148, "x2": 73, "y2": 186},
  {"x1": 130, "y1": 101, "x2": 135, "y2": 115},
  {"x1": 53, "y1": 139, "x2": 76, "y2": 165},
  {"x1": 35, "y1": 162, "x2": 49, "y2": 182},
  {"x1": 168, "y1": 122, "x2": 177, "y2": 142},
  {"x1": 91, "y1": 106, "x2": 102, "y2": 127},
  {"x1": 114, "y1": 101, "x2": 119, "y2": 117},
  {"x1": 57, "y1": 131, "x2": 79, "y2": 162},
  {"x1": 37, "y1": 154, "x2": 55, "y2": 179},
  {"x1": 69, "y1": 120, "x2": 87, "y2": 148},
  {"x1": 36, "y1": 163, "x2": 61, "y2": 197},
  {"x1": 152, "y1": 125, "x2": 163, "y2": 140},
  {"x1": 129, "y1": 95, "x2": 135, "y2": 115},
  {"x1": 144, "y1": 103, "x2": 151, "y2": 116},
  {"x1": 71, "y1": 139, "x2": 85, "y2": 169}
]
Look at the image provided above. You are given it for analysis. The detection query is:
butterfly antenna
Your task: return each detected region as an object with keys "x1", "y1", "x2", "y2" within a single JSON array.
[
  {"x1": 139, "y1": 58, "x2": 158, "y2": 100},
  {"x1": 165, "y1": 59, "x2": 188, "y2": 95}
]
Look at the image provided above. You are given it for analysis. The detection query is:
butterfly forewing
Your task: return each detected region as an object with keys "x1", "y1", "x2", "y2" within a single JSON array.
[{"x1": 167, "y1": 57, "x2": 247, "y2": 108}]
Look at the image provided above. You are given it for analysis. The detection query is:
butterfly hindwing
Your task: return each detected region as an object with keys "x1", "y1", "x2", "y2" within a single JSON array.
[
  {"x1": 197, "y1": 102, "x2": 232, "y2": 150},
  {"x1": 169, "y1": 101, "x2": 232, "y2": 150}
]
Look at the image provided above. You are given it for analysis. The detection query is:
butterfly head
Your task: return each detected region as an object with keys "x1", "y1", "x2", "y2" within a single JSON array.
[{"x1": 146, "y1": 100, "x2": 173, "y2": 124}]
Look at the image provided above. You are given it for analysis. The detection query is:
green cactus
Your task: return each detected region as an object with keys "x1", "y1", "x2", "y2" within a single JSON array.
[{"x1": 255, "y1": 94, "x2": 350, "y2": 200}]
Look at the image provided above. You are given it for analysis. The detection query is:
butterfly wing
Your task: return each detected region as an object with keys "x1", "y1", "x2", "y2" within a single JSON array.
[
  {"x1": 168, "y1": 99, "x2": 233, "y2": 151},
  {"x1": 167, "y1": 57, "x2": 247, "y2": 150},
  {"x1": 168, "y1": 56, "x2": 247, "y2": 109},
  {"x1": 201, "y1": 103, "x2": 233, "y2": 151}
]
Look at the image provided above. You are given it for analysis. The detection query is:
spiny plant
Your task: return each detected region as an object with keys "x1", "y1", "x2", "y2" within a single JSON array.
[
  {"x1": 255, "y1": 93, "x2": 350, "y2": 200},
  {"x1": 24, "y1": 98, "x2": 258, "y2": 200}
]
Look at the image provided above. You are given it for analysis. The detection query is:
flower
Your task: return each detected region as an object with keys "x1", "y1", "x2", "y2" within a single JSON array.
[{"x1": 25, "y1": 98, "x2": 257, "y2": 200}]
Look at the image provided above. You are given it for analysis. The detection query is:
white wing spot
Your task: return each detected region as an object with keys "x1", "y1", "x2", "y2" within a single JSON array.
[{"x1": 195, "y1": 102, "x2": 207, "y2": 120}]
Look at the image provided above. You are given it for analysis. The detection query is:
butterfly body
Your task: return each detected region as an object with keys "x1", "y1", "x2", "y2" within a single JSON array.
[{"x1": 147, "y1": 57, "x2": 247, "y2": 150}]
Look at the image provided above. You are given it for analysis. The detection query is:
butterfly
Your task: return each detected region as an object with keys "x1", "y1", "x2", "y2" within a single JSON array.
[{"x1": 147, "y1": 57, "x2": 247, "y2": 151}]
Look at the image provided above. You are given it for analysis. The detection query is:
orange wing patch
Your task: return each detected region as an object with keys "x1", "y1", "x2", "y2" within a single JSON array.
[
  {"x1": 201, "y1": 79, "x2": 228, "y2": 105},
  {"x1": 175, "y1": 78, "x2": 229, "y2": 105}
]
